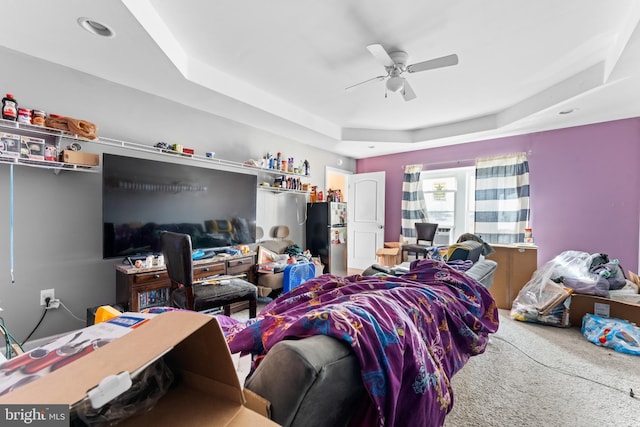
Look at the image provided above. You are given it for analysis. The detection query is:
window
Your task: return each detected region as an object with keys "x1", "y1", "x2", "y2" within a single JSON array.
[
  {"x1": 422, "y1": 176, "x2": 456, "y2": 227},
  {"x1": 421, "y1": 167, "x2": 475, "y2": 242}
]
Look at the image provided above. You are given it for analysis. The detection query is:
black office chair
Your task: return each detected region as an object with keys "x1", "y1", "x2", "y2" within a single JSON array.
[
  {"x1": 401, "y1": 222, "x2": 439, "y2": 261},
  {"x1": 160, "y1": 231, "x2": 258, "y2": 317}
]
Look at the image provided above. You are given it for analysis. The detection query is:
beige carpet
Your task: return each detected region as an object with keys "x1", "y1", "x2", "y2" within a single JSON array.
[{"x1": 445, "y1": 309, "x2": 640, "y2": 426}]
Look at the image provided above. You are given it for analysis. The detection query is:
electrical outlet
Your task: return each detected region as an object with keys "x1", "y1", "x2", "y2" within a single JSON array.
[{"x1": 40, "y1": 289, "x2": 55, "y2": 306}]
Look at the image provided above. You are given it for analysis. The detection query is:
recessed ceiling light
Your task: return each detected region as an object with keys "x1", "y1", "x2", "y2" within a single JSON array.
[
  {"x1": 368, "y1": 145, "x2": 375, "y2": 149},
  {"x1": 77, "y1": 17, "x2": 115, "y2": 38},
  {"x1": 558, "y1": 108, "x2": 576, "y2": 115}
]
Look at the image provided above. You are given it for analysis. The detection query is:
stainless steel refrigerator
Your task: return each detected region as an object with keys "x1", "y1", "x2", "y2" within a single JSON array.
[{"x1": 306, "y1": 202, "x2": 347, "y2": 276}]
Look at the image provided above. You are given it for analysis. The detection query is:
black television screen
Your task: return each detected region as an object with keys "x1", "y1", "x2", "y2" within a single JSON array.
[{"x1": 102, "y1": 153, "x2": 257, "y2": 259}]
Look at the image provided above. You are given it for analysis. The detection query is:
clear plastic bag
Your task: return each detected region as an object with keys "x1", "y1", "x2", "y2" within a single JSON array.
[
  {"x1": 510, "y1": 251, "x2": 595, "y2": 326},
  {"x1": 510, "y1": 251, "x2": 628, "y2": 327},
  {"x1": 532, "y1": 251, "x2": 603, "y2": 293},
  {"x1": 72, "y1": 357, "x2": 174, "y2": 426}
]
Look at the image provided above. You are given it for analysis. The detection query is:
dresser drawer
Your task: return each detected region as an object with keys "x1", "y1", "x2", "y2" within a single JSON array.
[
  {"x1": 193, "y1": 261, "x2": 225, "y2": 279},
  {"x1": 227, "y1": 256, "x2": 254, "y2": 275},
  {"x1": 134, "y1": 270, "x2": 169, "y2": 285}
]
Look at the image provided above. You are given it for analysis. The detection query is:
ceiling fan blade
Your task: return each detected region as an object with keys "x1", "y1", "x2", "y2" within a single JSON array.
[
  {"x1": 345, "y1": 75, "x2": 386, "y2": 92},
  {"x1": 366, "y1": 43, "x2": 395, "y2": 67},
  {"x1": 406, "y1": 54, "x2": 459, "y2": 73},
  {"x1": 401, "y1": 79, "x2": 417, "y2": 101}
]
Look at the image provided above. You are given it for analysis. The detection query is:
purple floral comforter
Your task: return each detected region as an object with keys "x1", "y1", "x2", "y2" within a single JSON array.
[{"x1": 222, "y1": 259, "x2": 499, "y2": 426}]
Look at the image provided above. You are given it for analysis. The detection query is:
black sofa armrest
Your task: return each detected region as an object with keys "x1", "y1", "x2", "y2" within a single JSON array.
[{"x1": 244, "y1": 335, "x2": 365, "y2": 427}]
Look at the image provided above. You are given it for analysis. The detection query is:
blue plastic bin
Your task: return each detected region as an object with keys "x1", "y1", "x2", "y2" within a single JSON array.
[{"x1": 282, "y1": 263, "x2": 316, "y2": 293}]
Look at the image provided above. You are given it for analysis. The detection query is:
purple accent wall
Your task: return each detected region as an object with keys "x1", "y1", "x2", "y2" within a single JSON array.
[{"x1": 357, "y1": 118, "x2": 640, "y2": 271}]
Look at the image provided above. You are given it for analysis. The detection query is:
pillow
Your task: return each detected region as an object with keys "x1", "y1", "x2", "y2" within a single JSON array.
[
  {"x1": 446, "y1": 240, "x2": 483, "y2": 263},
  {"x1": 205, "y1": 219, "x2": 233, "y2": 234}
]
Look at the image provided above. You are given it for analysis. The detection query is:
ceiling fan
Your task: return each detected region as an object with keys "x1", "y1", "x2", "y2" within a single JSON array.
[{"x1": 346, "y1": 43, "x2": 459, "y2": 101}]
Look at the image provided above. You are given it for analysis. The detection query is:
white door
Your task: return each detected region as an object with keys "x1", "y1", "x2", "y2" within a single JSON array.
[{"x1": 347, "y1": 171, "x2": 385, "y2": 270}]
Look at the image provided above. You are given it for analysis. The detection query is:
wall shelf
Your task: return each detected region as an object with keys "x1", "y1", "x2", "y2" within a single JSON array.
[
  {"x1": 91, "y1": 135, "x2": 311, "y2": 178},
  {"x1": 258, "y1": 185, "x2": 308, "y2": 195},
  {"x1": 0, "y1": 119, "x2": 312, "y2": 181},
  {"x1": 0, "y1": 118, "x2": 70, "y2": 139},
  {"x1": 0, "y1": 154, "x2": 97, "y2": 173},
  {"x1": 0, "y1": 119, "x2": 99, "y2": 173}
]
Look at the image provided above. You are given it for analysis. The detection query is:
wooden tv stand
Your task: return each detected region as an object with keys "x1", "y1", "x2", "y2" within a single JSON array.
[{"x1": 115, "y1": 253, "x2": 256, "y2": 312}]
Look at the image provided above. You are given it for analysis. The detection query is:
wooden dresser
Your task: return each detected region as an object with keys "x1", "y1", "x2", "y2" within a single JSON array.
[
  {"x1": 115, "y1": 253, "x2": 256, "y2": 312},
  {"x1": 486, "y1": 244, "x2": 538, "y2": 309}
]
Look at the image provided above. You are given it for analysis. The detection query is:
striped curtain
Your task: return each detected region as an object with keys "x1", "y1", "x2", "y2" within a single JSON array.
[
  {"x1": 401, "y1": 164, "x2": 426, "y2": 240},
  {"x1": 475, "y1": 153, "x2": 530, "y2": 244}
]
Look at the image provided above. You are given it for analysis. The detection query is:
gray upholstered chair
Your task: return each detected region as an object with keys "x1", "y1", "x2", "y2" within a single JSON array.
[{"x1": 256, "y1": 226, "x2": 296, "y2": 295}]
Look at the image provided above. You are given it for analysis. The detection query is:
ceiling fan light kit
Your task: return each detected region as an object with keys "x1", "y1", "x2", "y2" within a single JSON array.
[
  {"x1": 347, "y1": 43, "x2": 459, "y2": 101},
  {"x1": 386, "y1": 76, "x2": 404, "y2": 92}
]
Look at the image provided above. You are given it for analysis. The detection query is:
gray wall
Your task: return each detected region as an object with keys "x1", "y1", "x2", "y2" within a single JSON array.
[{"x1": 0, "y1": 47, "x2": 355, "y2": 343}]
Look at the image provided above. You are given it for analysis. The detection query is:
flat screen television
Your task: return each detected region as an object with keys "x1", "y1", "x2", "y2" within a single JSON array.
[{"x1": 102, "y1": 153, "x2": 257, "y2": 259}]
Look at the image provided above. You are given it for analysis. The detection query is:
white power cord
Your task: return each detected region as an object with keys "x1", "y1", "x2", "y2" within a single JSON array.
[{"x1": 59, "y1": 301, "x2": 86, "y2": 323}]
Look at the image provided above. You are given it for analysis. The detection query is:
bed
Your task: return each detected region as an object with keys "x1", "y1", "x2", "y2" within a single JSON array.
[{"x1": 221, "y1": 259, "x2": 499, "y2": 426}]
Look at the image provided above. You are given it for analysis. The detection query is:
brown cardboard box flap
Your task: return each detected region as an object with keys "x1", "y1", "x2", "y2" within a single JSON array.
[
  {"x1": 0, "y1": 310, "x2": 278, "y2": 426},
  {"x1": 376, "y1": 248, "x2": 400, "y2": 256},
  {"x1": 243, "y1": 388, "x2": 272, "y2": 419}
]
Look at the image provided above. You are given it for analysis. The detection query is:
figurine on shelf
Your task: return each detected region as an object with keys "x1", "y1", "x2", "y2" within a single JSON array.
[
  {"x1": 327, "y1": 189, "x2": 334, "y2": 202},
  {"x1": 303, "y1": 159, "x2": 310, "y2": 176}
]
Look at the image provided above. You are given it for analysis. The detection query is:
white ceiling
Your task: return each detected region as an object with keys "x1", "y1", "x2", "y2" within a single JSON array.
[{"x1": 3, "y1": 1, "x2": 640, "y2": 159}]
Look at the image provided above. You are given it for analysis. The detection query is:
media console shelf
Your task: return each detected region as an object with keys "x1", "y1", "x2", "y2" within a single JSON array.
[{"x1": 114, "y1": 252, "x2": 256, "y2": 312}]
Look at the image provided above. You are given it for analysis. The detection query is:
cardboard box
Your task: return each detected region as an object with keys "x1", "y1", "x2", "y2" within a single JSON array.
[
  {"x1": 569, "y1": 294, "x2": 640, "y2": 327},
  {"x1": 61, "y1": 149, "x2": 100, "y2": 166},
  {"x1": 376, "y1": 247, "x2": 401, "y2": 266},
  {"x1": 0, "y1": 310, "x2": 277, "y2": 426},
  {"x1": 0, "y1": 313, "x2": 155, "y2": 395}
]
